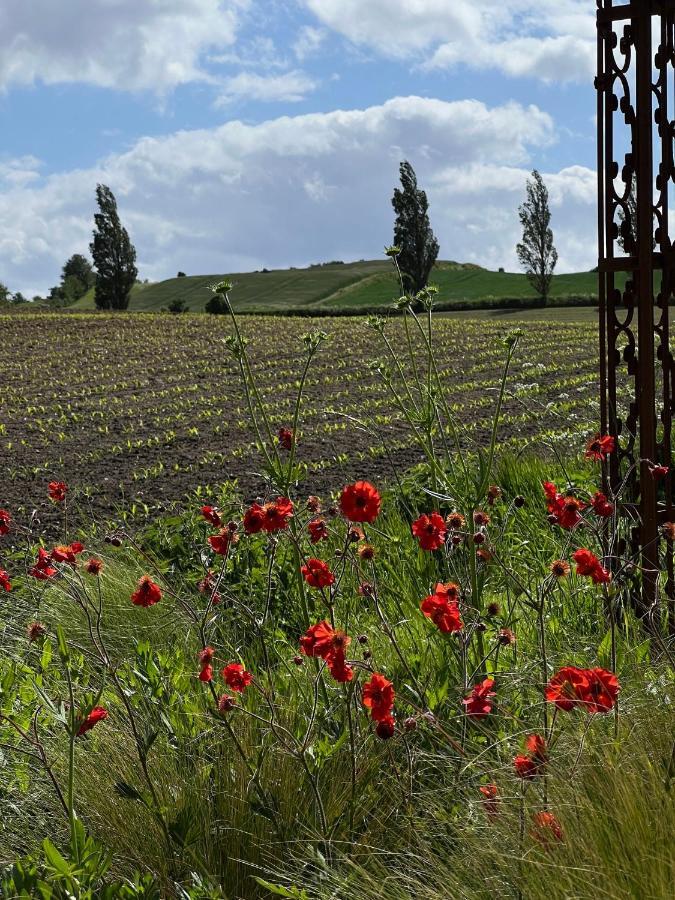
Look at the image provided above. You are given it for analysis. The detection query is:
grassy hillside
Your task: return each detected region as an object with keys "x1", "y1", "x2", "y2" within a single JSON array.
[{"x1": 72, "y1": 260, "x2": 611, "y2": 313}]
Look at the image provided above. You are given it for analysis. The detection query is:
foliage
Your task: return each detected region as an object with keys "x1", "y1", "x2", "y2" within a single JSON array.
[
  {"x1": 90, "y1": 184, "x2": 138, "y2": 311},
  {"x1": 0, "y1": 280, "x2": 672, "y2": 899},
  {"x1": 391, "y1": 161, "x2": 439, "y2": 294},
  {"x1": 168, "y1": 298, "x2": 188, "y2": 314},
  {"x1": 517, "y1": 170, "x2": 558, "y2": 303}
]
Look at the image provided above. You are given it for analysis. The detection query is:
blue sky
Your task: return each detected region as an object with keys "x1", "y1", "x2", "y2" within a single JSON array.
[{"x1": 0, "y1": 0, "x2": 598, "y2": 296}]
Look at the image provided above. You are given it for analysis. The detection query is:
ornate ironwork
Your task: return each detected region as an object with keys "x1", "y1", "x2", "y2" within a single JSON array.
[{"x1": 596, "y1": 0, "x2": 675, "y2": 629}]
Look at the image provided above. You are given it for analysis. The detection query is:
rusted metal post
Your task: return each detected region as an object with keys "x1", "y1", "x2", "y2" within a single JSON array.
[{"x1": 596, "y1": 0, "x2": 675, "y2": 629}]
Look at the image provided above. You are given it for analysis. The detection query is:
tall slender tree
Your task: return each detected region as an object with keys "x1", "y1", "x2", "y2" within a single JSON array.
[
  {"x1": 90, "y1": 184, "x2": 138, "y2": 310},
  {"x1": 516, "y1": 170, "x2": 558, "y2": 303},
  {"x1": 392, "y1": 161, "x2": 439, "y2": 294}
]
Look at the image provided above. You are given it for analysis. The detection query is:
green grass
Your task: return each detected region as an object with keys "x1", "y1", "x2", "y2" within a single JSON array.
[{"x1": 71, "y1": 261, "x2": 616, "y2": 314}]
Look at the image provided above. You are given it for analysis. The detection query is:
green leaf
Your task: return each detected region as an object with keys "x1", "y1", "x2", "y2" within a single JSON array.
[{"x1": 42, "y1": 838, "x2": 71, "y2": 876}]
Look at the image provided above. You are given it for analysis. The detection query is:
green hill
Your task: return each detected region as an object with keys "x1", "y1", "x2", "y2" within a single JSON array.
[{"x1": 72, "y1": 260, "x2": 608, "y2": 313}]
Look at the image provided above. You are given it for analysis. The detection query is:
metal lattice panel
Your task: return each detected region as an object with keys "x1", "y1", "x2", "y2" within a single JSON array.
[{"x1": 596, "y1": 0, "x2": 675, "y2": 626}]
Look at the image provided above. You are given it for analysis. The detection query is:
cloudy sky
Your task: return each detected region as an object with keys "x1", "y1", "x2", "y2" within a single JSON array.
[{"x1": 0, "y1": 0, "x2": 598, "y2": 297}]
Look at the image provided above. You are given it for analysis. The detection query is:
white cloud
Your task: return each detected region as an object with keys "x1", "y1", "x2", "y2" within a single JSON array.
[
  {"x1": 303, "y1": 0, "x2": 595, "y2": 83},
  {"x1": 216, "y1": 69, "x2": 317, "y2": 104},
  {"x1": 0, "y1": 0, "x2": 248, "y2": 92},
  {"x1": 0, "y1": 95, "x2": 598, "y2": 298},
  {"x1": 293, "y1": 26, "x2": 327, "y2": 61}
]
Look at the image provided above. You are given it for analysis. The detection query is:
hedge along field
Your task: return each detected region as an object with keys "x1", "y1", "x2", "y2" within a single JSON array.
[{"x1": 0, "y1": 311, "x2": 610, "y2": 530}]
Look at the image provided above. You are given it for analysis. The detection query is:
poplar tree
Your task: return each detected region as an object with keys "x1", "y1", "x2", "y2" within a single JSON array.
[
  {"x1": 516, "y1": 170, "x2": 558, "y2": 303},
  {"x1": 90, "y1": 184, "x2": 138, "y2": 310}
]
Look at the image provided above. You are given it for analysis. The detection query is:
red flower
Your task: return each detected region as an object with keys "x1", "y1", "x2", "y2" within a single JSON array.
[
  {"x1": 221, "y1": 662, "x2": 253, "y2": 693},
  {"x1": 27, "y1": 621, "x2": 47, "y2": 641},
  {"x1": 498, "y1": 627, "x2": 516, "y2": 646},
  {"x1": 572, "y1": 548, "x2": 611, "y2": 585},
  {"x1": 362, "y1": 672, "x2": 395, "y2": 722},
  {"x1": 201, "y1": 505, "x2": 222, "y2": 527},
  {"x1": 446, "y1": 511, "x2": 466, "y2": 531},
  {"x1": 473, "y1": 510, "x2": 490, "y2": 527},
  {"x1": 550, "y1": 559, "x2": 571, "y2": 578},
  {"x1": 326, "y1": 652, "x2": 354, "y2": 683},
  {"x1": 514, "y1": 754, "x2": 539, "y2": 779},
  {"x1": 649, "y1": 463, "x2": 669, "y2": 481},
  {"x1": 542, "y1": 482, "x2": 587, "y2": 529},
  {"x1": 308, "y1": 518, "x2": 329, "y2": 544},
  {"x1": 591, "y1": 492, "x2": 614, "y2": 518},
  {"x1": 208, "y1": 528, "x2": 238, "y2": 556},
  {"x1": 375, "y1": 716, "x2": 395, "y2": 739},
  {"x1": 580, "y1": 667, "x2": 620, "y2": 714},
  {"x1": 199, "y1": 647, "x2": 215, "y2": 666},
  {"x1": 420, "y1": 582, "x2": 463, "y2": 634},
  {"x1": 48, "y1": 481, "x2": 68, "y2": 503},
  {"x1": 77, "y1": 706, "x2": 108, "y2": 737},
  {"x1": 487, "y1": 485, "x2": 502, "y2": 506},
  {"x1": 0, "y1": 509, "x2": 11, "y2": 535},
  {"x1": 412, "y1": 512, "x2": 447, "y2": 551},
  {"x1": 29, "y1": 548, "x2": 58, "y2": 581},
  {"x1": 243, "y1": 503, "x2": 266, "y2": 534},
  {"x1": 244, "y1": 497, "x2": 294, "y2": 534},
  {"x1": 51, "y1": 543, "x2": 84, "y2": 566},
  {"x1": 340, "y1": 481, "x2": 381, "y2": 524},
  {"x1": 218, "y1": 694, "x2": 236, "y2": 713},
  {"x1": 531, "y1": 811, "x2": 564, "y2": 845},
  {"x1": 462, "y1": 678, "x2": 496, "y2": 718},
  {"x1": 301, "y1": 557, "x2": 335, "y2": 589},
  {"x1": 585, "y1": 434, "x2": 615, "y2": 462},
  {"x1": 479, "y1": 783, "x2": 499, "y2": 820},
  {"x1": 131, "y1": 575, "x2": 162, "y2": 607},
  {"x1": 0, "y1": 569, "x2": 11, "y2": 592},
  {"x1": 86, "y1": 558, "x2": 104, "y2": 575},
  {"x1": 278, "y1": 427, "x2": 294, "y2": 450},
  {"x1": 199, "y1": 664, "x2": 213, "y2": 682},
  {"x1": 545, "y1": 666, "x2": 590, "y2": 711}
]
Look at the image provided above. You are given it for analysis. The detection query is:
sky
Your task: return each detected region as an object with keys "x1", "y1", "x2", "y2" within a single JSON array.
[{"x1": 0, "y1": 0, "x2": 599, "y2": 297}]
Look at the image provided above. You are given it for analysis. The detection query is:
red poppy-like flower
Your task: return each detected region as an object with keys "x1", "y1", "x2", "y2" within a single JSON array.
[
  {"x1": 514, "y1": 754, "x2": 539, "y2": 779},
  {"x1": 27, "y1": 621, "x2": 46, "y2": 641},
  {"x1": 218, "y1": 694, "x2": 236, "y2": 713},
  {"x1": 420, "y1": 582, "x2": 463, "y2": 634},
  {"x1": 474, "y1": 510, "x2": 490, "y2": 527},
  {"x1": 498, "y1": 627, "x2": 516, "y2": 646},
  {"x1": 243, "y1": 503, "x2": 265, "y2": 534},
  {"x1": 362, "y1": 672, "x2": 395, "y2": 722},
  {"x1": 543, "y1": 482, "x2": 588, "y2": 529},
  {"x1": 85, "y1": 558, "x2": 104, "y2": 576},
  {"x1": 306, "y1": 495, "x2": 321, "y2": 513},
  {"x1": 0, "y1": 569, "x2": 11, "y2": 592},
  {"x1": 48, "y1": 481, "x2": 68, "y2": 503},
  {"x1": 201, "y1": 505, "x2": 222, "y2": 527},
  {"x1": 208, "y1": 528, "x2": 239, "y2": 556},
  {"x1": 446, "y1": 511, "x2": 466, "y2": 531},
  {"x1": 308, "y1": 518, "x2": 329, "y2": 544},
  {"x1": 278, "y1": 427, "x2": 294, "y2": 450},
  {"x1": 340, "y1": 481, "x2": 381, "y2": 524},
  {"x1": 412, "y1": 512, "x2": 447, "y2": 551},
  {"x1": 51, "y1": 543, "x2": 85, "y2": 567},
  {"x1": 199, "y1": 647, "x2": 215, "y2": 666},
  {"x1": 580, "y1": 667, "x2": 620, "y2": 714},
  {"x1": 326, "y1": 652, "x2": 354, "y2": 683},
  {"x1": 221, "y1": 662, "x2": 253, "y2": 693},
  {"x1": 649, "y1": 463, "x2": 669, "y2": 481},
  {"x1": 77, "y1": 706, "x2": 108, "y2": 736},
  {"x1": 0, "y1": 509, "x2": 11, "y2": 535},
  {"x1": 531, "y1": 811, "x2": 564, "y2": 845},
  {"x1": 487, "y1": 485, "x2": 502, "y2": 506},
  {"x1": 572, "y1": 548, "x2": 611, "y2": 585},
  {"x1": 198, "y1": 571, "x2": 222, "y2": 604},
  {"x1": 131, "y1": 575, "x2": 162, "y2": 607},
  {"x1": 299, "y1": 620, "x2": 351, "y2": 661},
  {"x1": 29, "y1": 548, "x2": 58, "y2": 581},
  {"x1": 550, "y1": 559, "x2": 571, "y2": 578},
  {"x1": 585, "y1": 434, "x2": 615, "y2": 462},
  {"x1": 526, "y1": 734, "x2": 548, "y2": 760},
  {"x1": 462, "y1": 678, "x2": 496, "y2": 718},
  {"x1": 479, "y1": 783, "x2": 499, "y2": 820},
  {"x1": 375, "y1": 716, "x2": 395, "y2": 739},
  {"x1": 301, "y1": 557, "x2": 335, "y2": 589},
  {"x1": 244, "y1": 497, "x2": 294, "y2": 534},
  {"x1": 545, "y1": 665, "x2": 590, "y2": 711},
  {"x1": 591, "y1": 492, "x2": 614, "y2": 518},
  {"x1": 199, "y1": 664, "x2": 213, "y2": 682}
]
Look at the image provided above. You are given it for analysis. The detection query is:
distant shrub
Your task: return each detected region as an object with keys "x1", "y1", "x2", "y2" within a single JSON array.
[
  {"x1": 168, "y1": 298, "x2": 188, "y2": 314},
  {"x1": 205, "y1": 295, "x2": 228, "y2": 315},
  {"x1": 177, "y1": 271, "x2": 187, "y2": 278}
]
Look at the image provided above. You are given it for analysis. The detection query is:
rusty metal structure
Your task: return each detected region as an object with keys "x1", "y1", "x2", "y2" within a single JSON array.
[{"x1": 596, "y1": 0, "x2": 674, "y2": 625}]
